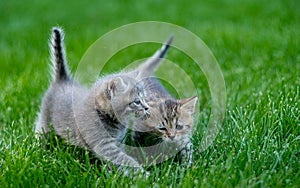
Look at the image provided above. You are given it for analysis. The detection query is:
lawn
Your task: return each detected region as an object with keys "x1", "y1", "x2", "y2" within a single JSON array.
[{"x1": 0, "y1": 0, "x2": 299, "y2": 187}]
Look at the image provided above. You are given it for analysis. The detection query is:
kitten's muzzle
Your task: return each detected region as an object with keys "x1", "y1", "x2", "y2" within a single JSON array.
[{"x1": 141, "y1": 101, "x2": 149, "y2": 111}]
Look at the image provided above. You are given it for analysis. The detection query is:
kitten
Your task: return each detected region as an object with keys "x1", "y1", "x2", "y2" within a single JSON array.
[
  {"x1": 123, "y1": 76, "x2": 198, "y2": 166},
  {"x1": 35, "y1": 27, "x2": 172, "y2": 168}
]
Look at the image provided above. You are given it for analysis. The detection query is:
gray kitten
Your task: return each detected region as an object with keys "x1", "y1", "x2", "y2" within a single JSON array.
[{"x1": 35, "y1": 27, "x2": 172, "y2": 168}]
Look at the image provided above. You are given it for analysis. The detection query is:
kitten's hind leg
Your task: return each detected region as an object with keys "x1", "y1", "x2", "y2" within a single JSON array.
[{"x1": 35, "y1": 110, "x2": 50, "y2": 138}]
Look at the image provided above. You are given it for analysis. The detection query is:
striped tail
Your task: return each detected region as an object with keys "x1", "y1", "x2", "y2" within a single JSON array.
[
  {"x1": 136, "y1": 36, "x2": 173, "y2": 79},
  {"x1": 157, "y1": 35, "x2": 173, "y2": 59},
  {"x1": 50, "y1": 27, "x2": 70, "y2": 82}
]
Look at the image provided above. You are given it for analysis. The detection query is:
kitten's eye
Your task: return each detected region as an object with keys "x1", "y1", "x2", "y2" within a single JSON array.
[
  {"x1": 176, "y1": 124, "x2": 184, "y2": 130},
  {"x1": 133, "y1": 98, "x2": 141, "y2": 105},
  {"x1": 158, "y1": 127, "x2": 167, "y2": 131}
]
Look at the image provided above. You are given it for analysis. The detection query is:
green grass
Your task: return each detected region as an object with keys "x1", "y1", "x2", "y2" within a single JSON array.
[{"x1": 1, "y1": 0, "x2": 299, "y2": 187}]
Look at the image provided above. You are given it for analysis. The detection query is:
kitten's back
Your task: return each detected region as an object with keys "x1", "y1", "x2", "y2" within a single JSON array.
[{"x1": 143, "y1": 77, "x2": 172, "y2": 100}]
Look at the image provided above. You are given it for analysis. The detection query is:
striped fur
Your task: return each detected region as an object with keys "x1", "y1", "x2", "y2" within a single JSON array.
[
  {"x1": 50, "y1": 27, "x2": 70, "y2": 82},
  {"x1": 36, "y1": 27, "x2": 173, "y2": 172},
  {"x1": 123, "y1": 77, "x2": 197, "y2": 166}
]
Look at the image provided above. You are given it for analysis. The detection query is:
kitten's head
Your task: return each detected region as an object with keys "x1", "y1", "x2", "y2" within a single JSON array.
[
  {"x1": 142, "y1": 96, "x2": 198, "y2": 143},
  {"x1": 94, "y1": 76, "x2": 149, "y2": 123}
]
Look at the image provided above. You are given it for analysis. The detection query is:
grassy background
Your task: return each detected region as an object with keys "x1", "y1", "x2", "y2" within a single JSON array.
[{"x1": 0, "y1": 0, "x2": 299, "y2": 187}]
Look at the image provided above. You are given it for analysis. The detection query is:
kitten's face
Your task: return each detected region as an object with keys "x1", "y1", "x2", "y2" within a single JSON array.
[
  {"x1": 95, "y1": 76, "x2": 149, "y2": 124},
  {"x1": 116, "y1": 79, "x2": 149, "y2": 120},
  {"x1": 141, "y1": 97, "x2": 197, "y2": 143}
]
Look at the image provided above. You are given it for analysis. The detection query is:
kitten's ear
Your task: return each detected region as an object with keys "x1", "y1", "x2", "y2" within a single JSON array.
[
  {"x1": 107, "y1": 77, "x2": 128, "y2": 97},
  {"x1": 179, "y1": 96, "x2": 198, "y2": 115},
  {"x1": 135, "y1": 36, "x2": 173, "y2": 79}
]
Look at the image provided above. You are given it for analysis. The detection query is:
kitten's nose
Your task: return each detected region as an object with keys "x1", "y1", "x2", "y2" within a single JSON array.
[
  {"x1": 169, "y1": 135, "x2": 175, "y2": 140},
  {"x1": 142, "y1": 102, "x2": 149, "y2": 111}
]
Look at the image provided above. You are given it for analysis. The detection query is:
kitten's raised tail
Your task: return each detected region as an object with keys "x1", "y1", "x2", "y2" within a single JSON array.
[
  {"x1": 50, "y1": 27, "x2": 70, "y2": 82},
  {"x1": 158, "y1": 35, "x2": 173, "y2": 59},
  {"x1": 136, "y1": 36, "x2": 173, "y2": 79}
]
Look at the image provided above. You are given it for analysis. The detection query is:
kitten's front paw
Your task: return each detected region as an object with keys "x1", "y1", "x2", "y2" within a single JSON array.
[
  {"x1": 145, "y1": 170, "x2": 150, "y2": 178},
  {"x1": 138, "y1": 167, "x2": 150, "y2": 178},
  {"x1": 123, "y1": 167, "x2": 150, "y2": 179},
  {"x1": 134, "y1": 167, "x2": 150, "y2": 179},
  {"x1": 177, "y1": 143, "x2": 193, "y2": 167}
]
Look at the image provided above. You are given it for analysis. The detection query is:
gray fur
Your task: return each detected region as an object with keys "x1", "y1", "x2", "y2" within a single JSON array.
[
  {"x1": 36, "y1": 27, "x2": 173, "y2": 168},
  {"x1": 130, "y1": 36, "x2": 174, "y2": 80}
]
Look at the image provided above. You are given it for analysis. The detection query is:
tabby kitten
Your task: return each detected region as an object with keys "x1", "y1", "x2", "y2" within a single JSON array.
[
  {"x1": 123, "y1": 75, "x2": 197, "y2": 166},
  {"x1": 35, "y1": 27, "x2": 172, "y2": 168}
]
